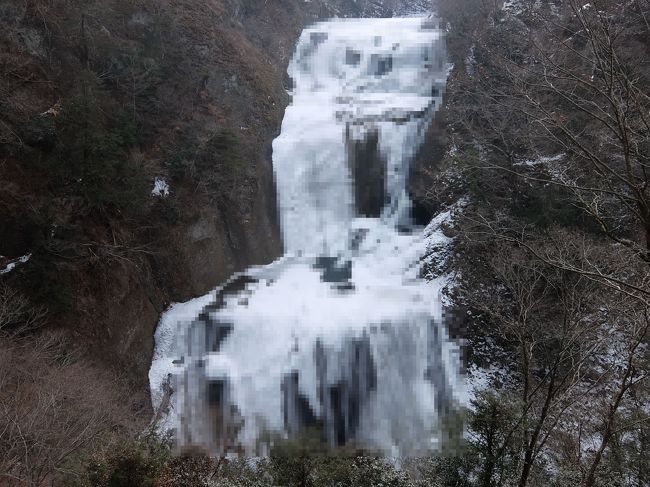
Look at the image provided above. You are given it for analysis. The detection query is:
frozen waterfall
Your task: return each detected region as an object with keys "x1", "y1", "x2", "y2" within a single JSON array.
[{"x1": 149, "y1": 16, "x2": 462, "y2": 457}]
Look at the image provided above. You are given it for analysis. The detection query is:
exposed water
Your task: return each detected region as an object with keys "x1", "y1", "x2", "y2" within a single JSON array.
[{"x1": 149, "y1": 16, "x2": 461, "y2": 457}]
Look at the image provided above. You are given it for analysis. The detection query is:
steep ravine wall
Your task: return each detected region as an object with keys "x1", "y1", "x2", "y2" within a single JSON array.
[{"x1": 0, "y1": 0, "x2": 430, "y2": 399}]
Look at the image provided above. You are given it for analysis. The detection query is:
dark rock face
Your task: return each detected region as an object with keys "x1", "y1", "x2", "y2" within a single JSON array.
[
  {"x1": 283, "y1": 372, "x2": 322, "y2": 435},
  {"x1": 313, "y1": 257, "x2": 352, "y2": 284},
  {"x1": 347, "y1": 129, "x2": 387, "y2": 218},
  {"x1": 281, "y1": 335, "x2": 377, "y2": 447},
  {"x1": 316, "y1": 335, "x2": 377, "y2": 446},
  {"x1": 408, "y1": 117, "x2": 448, "y2": 222}
]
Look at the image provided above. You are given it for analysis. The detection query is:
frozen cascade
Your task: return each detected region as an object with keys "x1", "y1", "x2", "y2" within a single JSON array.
[{"x1": 149, "y1": 16, "x2": 462, "y2": 456}]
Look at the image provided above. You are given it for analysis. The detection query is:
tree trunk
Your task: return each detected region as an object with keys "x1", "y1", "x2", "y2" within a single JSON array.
[
  {"x1": 583, "y1": 364, "x2": 633, "y2": 487},
  {"x1": 481, "y1": 405, "x2": 499, "y2": 487},
  {"x1": 518, "y1": 368, "x2": 557, "y2": 487}
]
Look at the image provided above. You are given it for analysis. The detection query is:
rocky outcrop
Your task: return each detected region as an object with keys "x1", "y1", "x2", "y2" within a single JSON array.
[
  {"x1": 408, "y1": 117, "x2": 448, "y2": 222},
  {"x1": 347, "y1": 130, "x2": 387, "y2": 218}
]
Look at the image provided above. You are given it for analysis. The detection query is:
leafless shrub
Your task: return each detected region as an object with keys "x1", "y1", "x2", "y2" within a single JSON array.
[
  {"x1": 0, "y1": 283, "x2": 47, "y2": 336},
  {"x1": 0, "y1": 319, "x2": 142, "y2": 486}
]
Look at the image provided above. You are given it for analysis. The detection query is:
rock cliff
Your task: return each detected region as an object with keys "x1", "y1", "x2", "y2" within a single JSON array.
[{"x1": 0, "y1": 0, "x2": 430, "y2": 394}]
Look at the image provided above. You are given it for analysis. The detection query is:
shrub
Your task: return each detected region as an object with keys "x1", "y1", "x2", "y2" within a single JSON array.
[
  {"x1": 0, "y1": 324, "x2": 138, "y2": 487},
  {"x1": 84, "y1": 434, "x2": 172, "y2": 487}
]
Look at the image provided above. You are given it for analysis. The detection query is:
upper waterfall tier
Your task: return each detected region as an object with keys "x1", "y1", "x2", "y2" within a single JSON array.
[{"x1": 273, "y1": 17, "x2": 446, "y2": 256}]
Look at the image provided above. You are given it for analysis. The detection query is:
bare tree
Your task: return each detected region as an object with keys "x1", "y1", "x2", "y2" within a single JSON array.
[
  {"x1": 428, "y1": 0, "x2": 650, "y2": 484},
  {"x1": 0, "y1": 285, "x2": 140, "y2": 486},
  {"x1": 455, "y1": 230, "x2": 650, "y2": 486},
  {"x1": 0, "y1": 284, "x2": 47, "y2": 335},
  {"x1": 462, "y1": 241, "x2": 606, "y2": 486},
  {"x1": 453, "y1": 0, "x2": 650, "y2": 262}
]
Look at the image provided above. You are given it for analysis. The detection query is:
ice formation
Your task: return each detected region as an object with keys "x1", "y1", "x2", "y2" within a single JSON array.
[
  {"x1": 151, "y1": 177, "x2": 170, "y2": 197},
  {"x1": 149, "y1": 16, "x2": 461, "y2": 456}
]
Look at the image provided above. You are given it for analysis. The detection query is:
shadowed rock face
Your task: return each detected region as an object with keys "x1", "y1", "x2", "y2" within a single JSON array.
[
  {"x1": 408, "y1": 113, "x2": 448, "y2": 223},
  {"x1": 281, "y1": 335, "x2": 377, "y2": 446},
  {"x1": 347, "y1": 129, "x2": 387, "y2": 218},
  {"x1": 315, "y1": 335, "x2": 377, "y2": 446},
  {"x1": 313, "y1": 257, "x2": 352, "y2": 284},
  {"x1": 283, "y1": 371, "x2": 323, "y2": 434}
]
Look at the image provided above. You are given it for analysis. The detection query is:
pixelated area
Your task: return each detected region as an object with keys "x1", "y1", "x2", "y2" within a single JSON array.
[{"x1": 149, "y1": 16, "x2": 463, "y2": 457}]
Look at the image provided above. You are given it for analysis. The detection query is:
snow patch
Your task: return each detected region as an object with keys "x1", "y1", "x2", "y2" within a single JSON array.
[
  {"x1": 0, "y1": 253, "x2": 32, "y2": 275},
  {"x1": 516, "y1": 153, "x2": 565, "y2": 167},
  {"x1": 151, "y1": 177, "x2": 170, "y2": 197}
]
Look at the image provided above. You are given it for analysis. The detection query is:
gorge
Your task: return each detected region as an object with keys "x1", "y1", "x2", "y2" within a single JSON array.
[{"x1": 149, "y1": 14, "x2": 461, "y2": 457}]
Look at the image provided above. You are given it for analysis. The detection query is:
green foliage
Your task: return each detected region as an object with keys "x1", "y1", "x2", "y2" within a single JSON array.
[
  {"x1": 198, "y1": 129, "x2": 246, "y2": 173},
  {"x1": 83, "y1": 434, "x2": 173, "y2": 487},
  {"x1": 164, "y1": 145, "x2": 195, "y2": 181},
  {"x1": 66, "y1": 431, "x2": 420, "y2": 487},
  {"x1": 194, "y1": 129, "x2": 249, "y2": 192},
  {"x1": 507, "y1": 181, "x2": 592, "y2": 231},
  {"x1": 343, "y1": 457, "x2": 412, "y2": 487},
  {"x1": 163, "y1": 129, "x2": 252, "y2": 206},
  {"x1": 454, "y1": 148, "x2": 597, "y2": 234},
  {"x1": 50, "y1": 70, "x2": 147, "y2": 215},
  {"x1": 407, "y1": 393, "x2": 535, "y2": 487},
  {"x1": 267, "y1": 429, "x2": 332, "y2": 487},
  {"x1": 165, "y1": 130, "x2": 246, "y2": 177},
  {"x1": 197, "y1": 129, "x2": 254, "y2": 208},
  {"x1": 468, "y1": 392, "x2": 522, "y2": 487},
  {"x1": 267, "y1": 431, "x2": 412, "y2": 487},
  {"x1": 415, "y1": 455, "x2": 476, "y2": 487},
  {"x1": 269, "y1": 453, "x2": 412, "y2": 487},
  {"x1": 156, "y1": 454, "x2": 217, "y2": 487}
]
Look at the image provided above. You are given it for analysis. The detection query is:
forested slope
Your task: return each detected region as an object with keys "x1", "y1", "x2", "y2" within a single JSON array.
[{"x1": 418, "y1": 0, "x2": 650, "y2": 484}]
